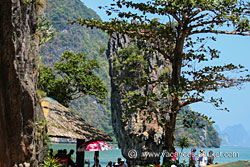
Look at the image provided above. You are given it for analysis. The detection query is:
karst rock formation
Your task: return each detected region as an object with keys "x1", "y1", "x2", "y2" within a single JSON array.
[
  {"x1": 0, "y1": 1, "x2": 46, "y2": 166},
  {"x1": 107, "y1": 33, "x2": 171, "y2": 166}
]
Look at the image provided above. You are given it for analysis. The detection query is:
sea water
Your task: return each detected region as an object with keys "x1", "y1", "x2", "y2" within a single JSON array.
[{"x1": 50, "y1": 143, "x2": 250, "y2": 166}]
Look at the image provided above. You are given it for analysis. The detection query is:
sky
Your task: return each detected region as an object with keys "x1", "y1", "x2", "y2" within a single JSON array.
[{"x1": 82, "y1": 0, "x2": 250, "y2": 134}]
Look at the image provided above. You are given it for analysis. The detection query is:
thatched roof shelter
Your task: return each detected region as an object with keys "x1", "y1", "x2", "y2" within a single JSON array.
[{"x1": 40, "y1": 97, "x2": 112, "y2": 142}]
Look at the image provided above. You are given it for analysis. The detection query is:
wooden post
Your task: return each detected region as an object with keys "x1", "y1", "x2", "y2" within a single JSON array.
[
  {"x1": 76, "y1": 139, "x2": 85, "y2": 167},
  {"x1": 94, "y1": 151, "x2": 99, "y2": 161}
]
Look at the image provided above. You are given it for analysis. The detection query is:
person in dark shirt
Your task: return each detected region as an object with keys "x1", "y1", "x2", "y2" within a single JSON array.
[
  {"x1": 106, "y1": 161, "x2": 112, "y2": 167},
  {"x1": 55, "y1": 150, "x2": 63, "y2": 159},
  {"x1": 117, "y1": 158, "x2": 121, "y2": 166},
  {"x1": 207, "y1": 150, "x2": 214, "y2": 165},
  {"x1": 62, "y1": 149, "x2": 67, "y2": 158},
  {"x1": 67, "y1": 149, "x2": 75, "y2": 167},
  {"x1": 92, "y1": 159, "x2": 101, "y2": 167},
  {"x1": 120, "y1": 159, "x2": 127, "y2": 167}
]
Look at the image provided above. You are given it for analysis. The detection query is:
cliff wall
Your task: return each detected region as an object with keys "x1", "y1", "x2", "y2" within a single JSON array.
[{"x1": 0, "y1": 1, "x2": 46, "y2": 166}]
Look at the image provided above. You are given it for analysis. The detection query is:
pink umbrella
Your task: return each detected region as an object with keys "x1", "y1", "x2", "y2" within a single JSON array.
[{"x1": 77, "y1": 141, "x2": 112, "y2": 152}]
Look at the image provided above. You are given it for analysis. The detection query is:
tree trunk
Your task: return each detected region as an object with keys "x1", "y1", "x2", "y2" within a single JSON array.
[
  {"x1": 163, "y1": 112, "x2": 177, "y2": 164},
  {"x1": 162, "y1": 35, "x2": 184, "y2": 164}
]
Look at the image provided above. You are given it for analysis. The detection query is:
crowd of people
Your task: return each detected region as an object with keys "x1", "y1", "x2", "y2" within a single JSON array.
[
  {"x1": 48, "y1": 149, "x2": 129, "y2": 167},
  {"x1": 189, "y1": 149, "x2": 216, "y2": 167},
  {"x1": 103, "y1": 158, "x2": 127, "y2": 167},
  {"x1": 49, "y1": 149, "x2": 75, "y2": 167},
  {"x1": 102, "y1": 151, "x2": 215, "y2": 167},
  {"x1": 48, "y1": 148, "x2": 216, "y2": 167}
]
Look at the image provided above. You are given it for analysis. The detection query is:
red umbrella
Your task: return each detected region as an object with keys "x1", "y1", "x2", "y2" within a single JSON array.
[{"x1": 77, "y1": 141, "x2": 112, "y2": 152}]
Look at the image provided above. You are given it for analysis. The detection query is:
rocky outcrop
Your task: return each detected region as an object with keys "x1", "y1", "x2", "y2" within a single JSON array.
[
  {"x1": 0, "y1": 1, "x2": 46, "y2": 166},
  {"x1": 175, "y1": 107, "x2": 221, "y2": 148},
  {"x1": 107, "y1": 33, "x2": 171, "y2": 165}
]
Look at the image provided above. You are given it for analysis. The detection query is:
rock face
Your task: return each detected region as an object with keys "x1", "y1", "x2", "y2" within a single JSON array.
[
  {"x1": 0, "y1": 1, "x2": 46, "y2": 166},
  {"x1": 175, "y1": 107, "x2": 221, "y2": 148},
  {"x1": 107, "y1": 33, "x2": 170, "y2": 165}
]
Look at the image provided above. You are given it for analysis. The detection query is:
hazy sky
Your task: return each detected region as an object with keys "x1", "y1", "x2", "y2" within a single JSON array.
[{"x1": 82, "y1": 0, "x2": 250, "y2": 134}]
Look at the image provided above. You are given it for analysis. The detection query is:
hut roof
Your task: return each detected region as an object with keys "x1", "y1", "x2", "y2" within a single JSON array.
[{"x1": 41, "y1": 97, "x2": 112, "y2": 142}]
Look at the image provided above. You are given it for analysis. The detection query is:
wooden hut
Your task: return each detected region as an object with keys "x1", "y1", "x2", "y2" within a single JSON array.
[{"x1": 41, "y1": 97, "x2": 112, "y2": 167}]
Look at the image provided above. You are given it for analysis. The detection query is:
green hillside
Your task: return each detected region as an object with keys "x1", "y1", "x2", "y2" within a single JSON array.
[
  {"x1": 40, "y1": 0, "x2": 220, "y2": 147},
  {"x1": 39, "y1": 0, "x2": 113, "y2": 140}
]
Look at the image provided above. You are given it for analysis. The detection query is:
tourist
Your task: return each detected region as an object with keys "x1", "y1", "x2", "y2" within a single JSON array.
[
  {"x1": 198, "y1": 150, "x2": 207, "y2": 167},
  {"x1": 67, "y1": 149, "x2": 75, "y2": 167},
  {"x1": 171, "y1": 150, "x2": 178, "y2": 161},
  {"x1": 207, "y1": 150, "x2": 214, "y2": 165},
  {"x1": 55, "y1": 150, "x2": 63, "y2": 159},
  {"x1": 93, "y1": 159, "x2": 101, "y2": 167},
  {"x1": 117, "y1": 158, "x2": 121, "y2": 166},
  {"x1": 189, "y1": 148, "x2": 196, "y2": 167},
  {"x1": 62, "y1": 149, "x2": 67, "y2": 158},
  {"x1": 127, "y1": 160, "x2": 134, "y2": 167},
  {"x1": 121, "y1": 159, "x2": 127, "y2": 167},
  {"x1": 113, "y1": 162, "x2": 119, "y2": 167},
  {"x1": 106, "y1": 161, "x2": 112, "y2": 167}
]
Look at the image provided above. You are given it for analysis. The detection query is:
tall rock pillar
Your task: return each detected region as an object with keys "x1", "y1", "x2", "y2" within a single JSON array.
[
  {"x1": 107, "y1": 33, "x2": 171, "y2": 166},
  {"x1": 0, "y1": 0, "x2": 46, "y2": 166}
]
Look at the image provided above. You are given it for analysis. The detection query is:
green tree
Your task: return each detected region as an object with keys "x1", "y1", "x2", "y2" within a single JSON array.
[
  {"x1": 38, "y1": 51, "x2": 107, "y2": 107},
  {"x1": 72, "y1": 0, "x2": 250, "y2": 163},
  {"x1": 177, "y1": 137, "x2": 189, "y2": 161}
]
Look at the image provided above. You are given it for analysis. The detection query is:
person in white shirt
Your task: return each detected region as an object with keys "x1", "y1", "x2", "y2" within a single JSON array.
[{"x1": 198, "y1": 150, "x2": 207, "y2": 167}]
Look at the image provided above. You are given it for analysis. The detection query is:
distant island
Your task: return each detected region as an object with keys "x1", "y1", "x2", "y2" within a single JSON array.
[{"x1": 215, "y1": 124, "x2": 250, "y2": 147}]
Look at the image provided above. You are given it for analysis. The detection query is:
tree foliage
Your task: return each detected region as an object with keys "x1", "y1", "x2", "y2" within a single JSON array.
[
  {"x1": 37, "y1": 15, "x2": 55, "y2": 45},
  {"x1": 38, "y1": 51, "x2": 108, "y2": 107},
  {"x1": 71, "y1": 0, "x2": 250, "y2": 163},
  {"x1": 177, "y1": 136, "x2": 189, "y2": 160}
]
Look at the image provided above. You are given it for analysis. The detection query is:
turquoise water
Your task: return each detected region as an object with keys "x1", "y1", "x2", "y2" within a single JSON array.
[
  {"x1": 50, "y1": 143, "x2": 250, "y2": 165},
  {"x1": 177, "y1": 146, "x2": 250, "y2": 164},
  {"x1": 50, "y1": 143, "x2": 123, "y2": 165}
]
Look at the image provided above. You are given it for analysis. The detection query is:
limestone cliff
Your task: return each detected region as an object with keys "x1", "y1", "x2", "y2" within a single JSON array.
[
  {"x1": 0, "y1": 0, "x2": 46, "y2": 166},
  {"x1": 175, "y1": 107, "x2": 221, "y2": 148},
  {"x1": 107, "y1": 33, "x2": 170, "y2": 165}
]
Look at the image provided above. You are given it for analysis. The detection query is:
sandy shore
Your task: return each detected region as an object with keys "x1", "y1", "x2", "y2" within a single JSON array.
[{"x1": 209, "y1": 160, "x2": 250, "y2": 167}]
